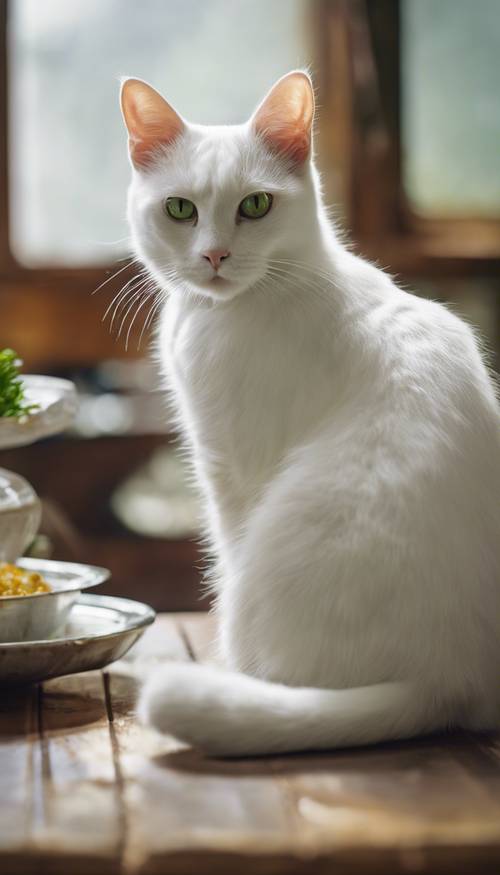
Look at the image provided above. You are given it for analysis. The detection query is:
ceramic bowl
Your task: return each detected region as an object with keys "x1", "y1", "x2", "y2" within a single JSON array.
[
  {"x1": 0, "y1": 557, "x2": 110, "y2": 643},
  {"x1": 0, "y1": 375, "x2": 78, "y2": 451}
]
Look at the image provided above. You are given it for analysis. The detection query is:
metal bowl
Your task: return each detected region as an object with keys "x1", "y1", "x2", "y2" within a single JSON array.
[
  {"x1": 0, "y1": 594, "x2": 156, "y2": 686},
  {"x1": 0, "y1": 557, "x2": 110, "y2": 643}
]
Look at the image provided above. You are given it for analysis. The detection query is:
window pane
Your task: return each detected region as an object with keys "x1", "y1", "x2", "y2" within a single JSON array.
[
  {"x1": 9, "y1": 0, "x2": 310, "y2": 267},
  {"x1": 402, "y1": 0, "x2": 500, "y2": 218}
]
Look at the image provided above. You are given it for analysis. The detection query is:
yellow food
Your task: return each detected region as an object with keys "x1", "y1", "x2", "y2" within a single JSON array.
[{"x1": 0, "y1": 563, "x2": 51, "y2": 597}]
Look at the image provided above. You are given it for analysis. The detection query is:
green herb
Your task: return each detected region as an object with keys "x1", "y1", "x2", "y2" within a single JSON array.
[{"x1": 0, "y1": 349, "x2": 38, "y2": 418}]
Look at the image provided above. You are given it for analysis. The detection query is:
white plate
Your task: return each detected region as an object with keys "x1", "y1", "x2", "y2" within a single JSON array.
[
  {"x1": 0, "y1": 594, "x2": 156, "y2": 685},
  {"x1": 0, "y1": 375, "x2": 78, "y2": 450}
]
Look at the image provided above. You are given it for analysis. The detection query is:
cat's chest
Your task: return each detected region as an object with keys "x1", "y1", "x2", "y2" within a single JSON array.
[
  {"x1": 161, "y1": 296, "x2": 331, "y2": 478},
  {"x1": 166, "y1": 302, "x2": 288, "y2": 437}
]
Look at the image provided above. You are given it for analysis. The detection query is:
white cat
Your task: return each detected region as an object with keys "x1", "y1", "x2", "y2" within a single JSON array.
[{"x1": 120, "y1": 72, "x2": 500, "y2": 756}]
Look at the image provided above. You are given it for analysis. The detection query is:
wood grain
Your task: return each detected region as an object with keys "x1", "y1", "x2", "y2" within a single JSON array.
[
  {"x1": 1, "y1": 613, "x2": 500, "y2": 874},
  {"x1": 33, "y1": 671, "x2": 122, "y2": 874},
  {"x1": 108, "y1": 617, "x2": 294, "y2": 874},
  {"x1": 0, "y1": 686, "x2": 38, "y2": 874},
  {"x1": 175, "y1": 614, "x2": 500, "y2": 874}
]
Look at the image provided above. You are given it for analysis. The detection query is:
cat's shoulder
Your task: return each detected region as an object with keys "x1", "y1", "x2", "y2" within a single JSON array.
[{"x1": 343, "y1": 248, "x2": 476, "y2": 341}]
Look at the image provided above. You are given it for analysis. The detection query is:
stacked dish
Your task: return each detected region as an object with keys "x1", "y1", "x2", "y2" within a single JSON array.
[{"x1": 0, "y1": 374, "x2": 155, "y2": 685}]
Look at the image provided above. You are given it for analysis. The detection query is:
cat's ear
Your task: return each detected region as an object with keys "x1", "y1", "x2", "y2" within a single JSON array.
[
  {"x1": 120, "y1": 78, "x2": 184, "y2": 169},
  {"x1": 251, "y1": 71, "x2": 314, "y2": 166}
]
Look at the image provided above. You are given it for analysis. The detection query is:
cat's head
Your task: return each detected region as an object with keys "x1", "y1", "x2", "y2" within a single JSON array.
[{"x1": 121, "y1": 72, "x2": 317, "y2": 302}]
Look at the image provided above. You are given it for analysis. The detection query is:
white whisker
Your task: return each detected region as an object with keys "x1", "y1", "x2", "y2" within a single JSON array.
[
  {"x1": 102, "y1": 271, "x2": 146, "y2": 323},
  {"x1": 92, "y1": 258, "x2": 137, "y2": 296}
]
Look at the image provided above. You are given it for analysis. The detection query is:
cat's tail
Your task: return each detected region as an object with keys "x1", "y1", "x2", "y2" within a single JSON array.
[{"x1": 138, "y1": 662, "x2": 431, "y2": 756}]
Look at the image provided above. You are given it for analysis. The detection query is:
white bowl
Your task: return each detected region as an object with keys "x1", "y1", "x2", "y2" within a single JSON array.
[
  {"x1": 0, "y1": 557, "x2": 110, "y2": 643},
  {"x1": 0, "y1": 375, "x2": 78, "y2": 450},
  {"x1": 0, "y1": 469, "x2": 41, "y2": 563}
]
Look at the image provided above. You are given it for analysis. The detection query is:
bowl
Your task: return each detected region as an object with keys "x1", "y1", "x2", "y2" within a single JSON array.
[
  {"x1": 0, "y1": 594, "x2": 156, "y2": 685},
  {"x1": 0, "y1": 557, "x2": 110, "y2": 643},
  {"x1": 0, "y1": 469, "x2": 41, "y2": 563},
  {"x1": 0, "y1": 375, "x2": 78, "y2": 451}
]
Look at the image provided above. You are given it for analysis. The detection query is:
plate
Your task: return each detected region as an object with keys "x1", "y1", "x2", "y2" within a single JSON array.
[
  {"x1": 0, "y1": 594, "x2": 156, "y2": 685},
  {"x1": 0, "y1": 375, "x2": 78, "y2": 450}
]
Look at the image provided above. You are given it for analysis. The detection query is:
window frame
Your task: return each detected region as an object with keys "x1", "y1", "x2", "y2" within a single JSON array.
[
  {"x1": 0, "y1": 0, "x2": 127, "y2": 286},
  {"x1": 0, "y1": 0, "x2": 141, "y2": 368},
  {"x1": 0, "y1": 0, "x2": 499, "y2": 369},
  {"x1": 318, "y1": 0, "x2": 500, "y2": 276}
]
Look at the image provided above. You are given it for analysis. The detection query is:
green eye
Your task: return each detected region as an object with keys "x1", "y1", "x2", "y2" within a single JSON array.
[
  {"x1": 238, "y1": 191, "x2": 272, "y2": 220},
  {"x1": 165, "y1": 197, "x2": 196, "y2": 222}
]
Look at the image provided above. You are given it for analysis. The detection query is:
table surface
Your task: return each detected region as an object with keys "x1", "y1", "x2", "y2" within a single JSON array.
[{"x1": 1, "y1": 612, "x2": 499, "y2": 875}]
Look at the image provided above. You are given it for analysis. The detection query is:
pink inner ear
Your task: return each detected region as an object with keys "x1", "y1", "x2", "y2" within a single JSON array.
[
  {"x1": 121, "y1": 79, "x2": 184, "y2": 169},
  {"x1": 260, "y1": 121, "x2": 311, "y2": 166},
  {"x1": 129, "y1": 131, "x2": 177, "y2": 169},
  {"x1": 253, "y1": 73, "x2": 314, "y2": 166}
]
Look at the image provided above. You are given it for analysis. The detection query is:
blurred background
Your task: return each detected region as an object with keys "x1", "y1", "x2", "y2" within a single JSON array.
[{"x1": 0, "y1": 0, "x2": 499, "y2": 610}]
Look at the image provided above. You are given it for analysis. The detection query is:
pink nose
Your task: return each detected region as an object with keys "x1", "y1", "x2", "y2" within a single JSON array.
[{"x1": 202, "y1": 249, "x2": 230, "y2": 270}]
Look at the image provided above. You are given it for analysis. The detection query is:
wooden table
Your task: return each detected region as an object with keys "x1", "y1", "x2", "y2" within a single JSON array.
[{"x1": 1, "y1": 613, "x2": 500, "y2": 875}]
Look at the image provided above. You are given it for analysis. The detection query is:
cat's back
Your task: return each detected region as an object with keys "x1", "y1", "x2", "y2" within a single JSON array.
[
  {"x1": 322, "y1": 252, "x2": 500, "y2": 535},
  {"x1": 343, "y1": 251, "x2": 499, "y2": 425}
]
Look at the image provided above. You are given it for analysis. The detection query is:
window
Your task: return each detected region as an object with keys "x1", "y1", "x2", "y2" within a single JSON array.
[
  {"x1": 402, "y1": 0, "x2": 500, "y2": 218},
  {"x1": 8, "y1": 0, "x2": 311, "y2": 267},
  {"x1": 1, "y1": 0, "x2": 498, "y2": 371}
]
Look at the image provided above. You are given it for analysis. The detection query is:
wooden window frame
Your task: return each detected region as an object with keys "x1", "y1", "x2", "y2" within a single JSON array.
[
  {"x1": 0, "y1": 0, "x2": 139, "y2": 369},
  {"x1": 0, "y1": 0, "x2": 499, "y2": 369},
  {"x1": 316, "y1": 0, "x2": 500, "y2": 277}
]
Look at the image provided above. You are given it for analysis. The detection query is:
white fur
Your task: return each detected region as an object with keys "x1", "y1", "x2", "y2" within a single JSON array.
[{"x1": 126, "y1": 76, "x2": 500, "y2": 756}]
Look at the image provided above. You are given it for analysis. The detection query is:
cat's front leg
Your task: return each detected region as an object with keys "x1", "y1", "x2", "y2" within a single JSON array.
[{"x1": 195, "y1": 463, "x2": 251, "y2": 597}]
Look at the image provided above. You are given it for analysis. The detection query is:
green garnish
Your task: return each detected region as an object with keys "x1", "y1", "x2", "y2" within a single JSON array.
[
  {"x1": 0, "y1": 349, "x2": 37, "y2": 419},
  {"x1": 238, "y1": 191, "x2": 273, "y2": 219},
  {"x1": 165, "y1": 197, "x2": 197, "y2": 222}
]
